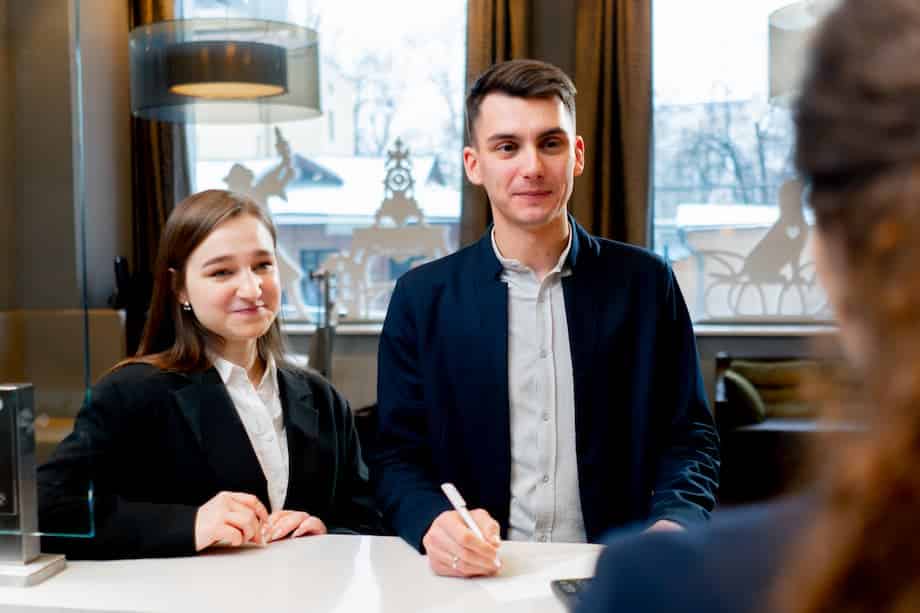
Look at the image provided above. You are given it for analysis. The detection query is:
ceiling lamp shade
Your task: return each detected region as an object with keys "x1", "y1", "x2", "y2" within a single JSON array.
[
  {"x1": 166, "y1": 40, "x2": 288, "y2": 99},
  {"x1": 768, "y1": 0, "x2": 839, "y2": 106},
  {"x1": 130, "y1": 18, "x2": 321, "y2": 123}
]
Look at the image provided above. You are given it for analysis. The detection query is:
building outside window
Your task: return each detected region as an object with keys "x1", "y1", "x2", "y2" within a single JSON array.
[
  {"x1": 652, "y1": 0, "x2": 831, "y2": 323},
  {"x1": 180, "y1": 0, "x2": 466, "y2": 321}
]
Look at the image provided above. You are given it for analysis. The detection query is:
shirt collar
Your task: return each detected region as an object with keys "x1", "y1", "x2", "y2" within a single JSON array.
[
  {"x1": 211, "y1": 353, "x2": 278, "y2": 392},
  {"x1": 491, "y1": 221, "x2": 573, "y2": 277}
]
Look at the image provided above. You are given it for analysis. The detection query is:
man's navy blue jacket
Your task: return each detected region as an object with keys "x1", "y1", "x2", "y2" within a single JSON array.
[{"x1": 373, "y1": 217, "x2": 720, "y2": 551}]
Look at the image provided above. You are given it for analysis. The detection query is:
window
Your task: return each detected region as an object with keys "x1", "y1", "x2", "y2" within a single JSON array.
[
  {"x1": 652, "y1": 0, "x2": 831, "y2": 323},
  {"x1": 181, "y1": 0, "x2": 467, "y2": 322},
  {"x1": 298, "y1": 248, "x2": 339, "y2": 308}
]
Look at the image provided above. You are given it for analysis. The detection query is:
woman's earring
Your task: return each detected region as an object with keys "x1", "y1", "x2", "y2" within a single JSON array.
[{"x1": 182, "y1": 302, "x2": 192, "y2": 312}]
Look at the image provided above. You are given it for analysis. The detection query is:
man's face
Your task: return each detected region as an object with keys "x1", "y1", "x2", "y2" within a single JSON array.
[{"x1": 463, "y1": 93, "x2": 584, "y2": 232}]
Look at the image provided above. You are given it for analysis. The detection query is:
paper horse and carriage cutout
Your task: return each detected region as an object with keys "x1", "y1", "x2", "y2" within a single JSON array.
[{"x1": 678, "y1": 179, "x2": 832, "y2": 321}]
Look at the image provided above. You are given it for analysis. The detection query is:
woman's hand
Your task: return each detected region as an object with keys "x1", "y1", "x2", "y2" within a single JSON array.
[
  {"x1": 195, "y1": 491, "x2": 269, "y2": 551},
  {"x1": 265, "y1": 510, "x2": 327, "y2": 542}
]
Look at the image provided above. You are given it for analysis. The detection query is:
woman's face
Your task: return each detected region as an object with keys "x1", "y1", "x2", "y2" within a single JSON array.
[{"x1": 178, "y1": 214, "x2": 281, "y2": 352}]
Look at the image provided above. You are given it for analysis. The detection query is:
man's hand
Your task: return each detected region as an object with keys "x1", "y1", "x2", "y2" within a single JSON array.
[
  {"x1": 194, "y1": 491, "x2": 269, "y2": 551},
  {"x1": 265, "y1": 510, "x2": 327, "y2": 541},
  {"x1": 422, "y1": 509, "x2": 502, "y2": 577},
  {"x1": 646, "y1": 519, "x2": 684, "y2": 533}
]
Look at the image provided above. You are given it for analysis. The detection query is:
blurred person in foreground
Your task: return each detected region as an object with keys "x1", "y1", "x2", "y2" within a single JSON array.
[{"x1": 578, "y1": 1, "x2": 920, "y2": 611}]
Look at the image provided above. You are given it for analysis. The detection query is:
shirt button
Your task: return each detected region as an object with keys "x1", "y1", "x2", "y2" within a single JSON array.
[
  {"x1": 539, "y1": 349, "x2": 548, "y2": 359},
  {"x1": 542, "y1": 413, "x2": 550, "y2": 422},
  {"x1": 542, "y1": 475, "x2": 549, "y2": 484}
]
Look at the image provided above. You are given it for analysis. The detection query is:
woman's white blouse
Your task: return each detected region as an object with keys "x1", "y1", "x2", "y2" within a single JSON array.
[{"x1": 212, "y1": 355, "x2": 289, "y2": 512}]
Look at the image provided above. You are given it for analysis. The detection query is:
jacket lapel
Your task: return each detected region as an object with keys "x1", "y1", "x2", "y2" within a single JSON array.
[
  {"x1": 562, "y1": 219, "x2": 601, "y2": 461},
  {"x1": 277, "y1": 368, "x2": 319, "y2": 509},
  {"x1": 172, "y1": 368, "x2": 269, "y2": 506},
  {"x1": 472, "y1": 233, "x2": 512, "y2": 511}
]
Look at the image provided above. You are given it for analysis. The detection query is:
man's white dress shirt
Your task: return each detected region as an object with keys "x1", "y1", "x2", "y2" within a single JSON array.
[{"x1": 492, "y1": 226, "x2": 587, "y2": 543}]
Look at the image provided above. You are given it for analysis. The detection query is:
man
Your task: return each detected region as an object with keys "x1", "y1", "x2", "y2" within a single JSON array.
[{"x1": 373, "y1": 59, "x2": 719, "y2": 578}]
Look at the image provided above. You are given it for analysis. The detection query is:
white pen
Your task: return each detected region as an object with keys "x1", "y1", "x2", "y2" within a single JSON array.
[{"x1": 441, "y1": 482, "x2": 487, "y2": 541}]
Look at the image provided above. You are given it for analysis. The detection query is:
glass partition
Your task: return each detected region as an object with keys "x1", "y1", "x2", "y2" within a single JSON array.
[{"x1": 0, "y1": 0, "x2": 98, "y2": 544}]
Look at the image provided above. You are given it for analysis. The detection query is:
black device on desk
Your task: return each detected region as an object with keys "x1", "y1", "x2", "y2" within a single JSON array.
[
  {"x1": 0, "y1": 389, "x2": 18, "y2": 516},
  {"x1": 551, "y1": 578, "x2": 593, "y2": 611}
]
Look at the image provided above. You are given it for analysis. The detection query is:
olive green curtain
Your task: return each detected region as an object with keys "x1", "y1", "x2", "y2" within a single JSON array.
[{"x1": 126, "y1": 0, "x2": 191, "y2": 353}]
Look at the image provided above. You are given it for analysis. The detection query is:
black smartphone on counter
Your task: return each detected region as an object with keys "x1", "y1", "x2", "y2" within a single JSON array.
[{"x1": 551, "y1": 577, "x2": 593, "y2": 611}]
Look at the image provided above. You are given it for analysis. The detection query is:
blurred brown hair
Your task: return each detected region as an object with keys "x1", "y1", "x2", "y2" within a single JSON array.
[
  {"x1": 775, "y1": 1, "x2": 920, "y2": 611},
  {"x1": 116, "y1": 189, "x2": 288, "y2": 373},
  {"x1": 465, "y1": 59, "x2": 577, "y2": 143}
]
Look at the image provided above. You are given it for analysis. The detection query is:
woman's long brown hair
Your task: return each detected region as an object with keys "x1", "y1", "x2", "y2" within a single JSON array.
[
  {"x1": 774, "y1": 1, "x2": 920, "y2": 611},
  {"x1": 117, "y1": 189, "x2": 288, "y2": 373}
]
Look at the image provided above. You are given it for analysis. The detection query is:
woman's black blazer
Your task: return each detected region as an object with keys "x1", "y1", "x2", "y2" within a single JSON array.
[{"x1": 38, "y1": 362, "x2": 381, "y2": 559}]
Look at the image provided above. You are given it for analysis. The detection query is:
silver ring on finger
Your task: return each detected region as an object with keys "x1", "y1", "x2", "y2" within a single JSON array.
[{"x1": 451, "y1": 554, "x2": 460, "y2": 570}]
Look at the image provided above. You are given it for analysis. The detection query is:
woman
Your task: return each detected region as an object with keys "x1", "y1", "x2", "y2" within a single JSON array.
[
  {"x1": 578, "y1": 0, "x2": 920, "y2": 611},
  {"x1": 39, "y1": 189, "x2": 379, "y2": 559}
]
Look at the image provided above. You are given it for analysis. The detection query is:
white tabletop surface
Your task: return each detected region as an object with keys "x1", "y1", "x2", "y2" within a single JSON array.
[{"x1": 0, "y1": 536, "x2": 602, "y2": 612}]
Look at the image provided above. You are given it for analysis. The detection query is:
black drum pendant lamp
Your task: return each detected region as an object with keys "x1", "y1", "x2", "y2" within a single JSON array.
[
  {"x1": 130, "y1": 19, "x2": 321, "y2": 123},
  {"x1": 166, "y1": 40, "x2": 288, "y2": 99}
]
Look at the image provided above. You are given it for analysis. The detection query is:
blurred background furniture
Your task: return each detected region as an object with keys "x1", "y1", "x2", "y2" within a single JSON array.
[
  {"x1": 712, "y1": 350, "x2": 862, "y2": 505},
  {"x1": 0, "y1": 309, "x2": 126, "y2": 464}
]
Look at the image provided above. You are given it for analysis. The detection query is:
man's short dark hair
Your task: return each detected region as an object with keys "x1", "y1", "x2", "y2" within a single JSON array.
[{"x1": 465, "y1": 59, "x2": 577, "y2": 143}]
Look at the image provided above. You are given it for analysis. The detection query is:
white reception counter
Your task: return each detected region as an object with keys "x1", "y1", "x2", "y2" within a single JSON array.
[{"x1": 0, "y1": 536, "x2": 601, "y2": 612}]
